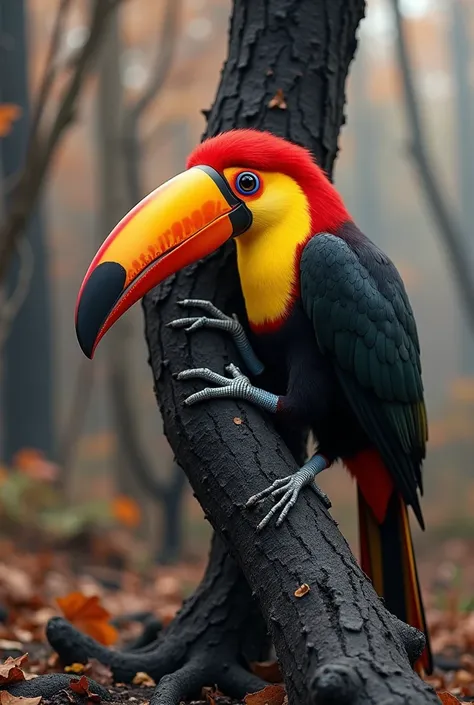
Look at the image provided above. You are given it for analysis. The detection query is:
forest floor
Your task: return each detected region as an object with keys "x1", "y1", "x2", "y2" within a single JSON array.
[{"x1": 1, "y1": 535, "x2": 474, "y2": 705}]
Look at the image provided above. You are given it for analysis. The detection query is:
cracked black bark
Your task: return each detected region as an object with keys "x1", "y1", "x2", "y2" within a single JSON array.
[{"x1": 42, "y1": 1, "x2": 439, "y2": 704}]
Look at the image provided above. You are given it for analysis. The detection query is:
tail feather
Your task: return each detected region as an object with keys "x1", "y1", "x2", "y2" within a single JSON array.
[{"x1": 358, "y1": 487, "x2": 432, "y2": 674}]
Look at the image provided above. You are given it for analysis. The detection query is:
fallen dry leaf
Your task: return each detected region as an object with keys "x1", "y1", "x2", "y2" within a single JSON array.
[
  {"x1": 244, "y1": 684, "x2": 286, "y2": 705},
  {"x1": 0, "y1": 654, "x2": 28, "y2": 685},
  {"x1": 132, "y1": 671, "x2": 156, "y2": 687},
  {"x1": 64, "y1": 663, "x2": 87, "y2": 675},
  {"x1": 0, "y1": 564, "x2": 35, "y2": 604},
  {"x1": 56, "y1": 592, "x2": 118, "y2": 646},
  {"x1": 452, "y1": 668, "x2": 473, "y2": 686},
  {"x1": 86, "y1": 659, "x2": 113, "y2": 687},
  {"x1": 69, "y1": 675, "x2": 101, "y2": 702},
  {"x1": 0, "y1": 104, "x2": 21, "y2": 137},
  {"x1": 111, "y1": 496, "x2": 141, "y2": 528},
  {"x1": 438, "y1": 693, "x2": 463, "y2": 704},
  {"x1": 268, "y1": 89, "x2": 287, "y2": 110},
  {"x1": 250, "y1": 661, "x2": 283, "y2": 684},
  {"x1": 201, "y1": 686, "x2": 224, "y2": 705},
  {"x1": 0, "y1": 694, "x2": 41, "y2": 705},
  {"x1": 294, "y1": 584, "x2": 310, "y2": 598},
  {"x1": 0, "y1": 639, "x2": 23, "y2": 651}
]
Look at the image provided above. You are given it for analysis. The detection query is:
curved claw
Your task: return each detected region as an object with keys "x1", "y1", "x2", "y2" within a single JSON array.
[
  {"x1": 225, "y1": 362, "x2": 245, "y2": 379},
  {"x1": 248, "y1": 467, "x2": 332, "y2": 530},
  {"x1": 166, "y1": 316, "x2": 203, "y2": 329},
  {"x1": 246, "y1": 477, "x2": 290, "y2": 507},
  {"x1": 257, "y1": 489, "x2": 296, "y2": 531},
  {"x1": 177, "y1": 298, "x2": 229, "y2": 320},
  {"x1": 167, "y1": 316, "x2": 230, "y2": 333}
]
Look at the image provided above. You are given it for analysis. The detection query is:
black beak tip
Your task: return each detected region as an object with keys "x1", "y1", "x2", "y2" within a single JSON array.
[
  {"x1": 75, "y1": 261, "x2": 127, "y2": 359},
  {"x1": 75, "y1": 330, "x2": 94, "y2": 360}
]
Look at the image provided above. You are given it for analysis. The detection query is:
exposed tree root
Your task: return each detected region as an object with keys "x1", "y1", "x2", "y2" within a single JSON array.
[{"x1": 44, "y1": 535, "x2": 268, "y2": 704}]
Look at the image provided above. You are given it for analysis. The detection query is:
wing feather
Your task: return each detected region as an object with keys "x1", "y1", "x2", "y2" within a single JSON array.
[{"x1": 300, "y1": 233, "x2": 427, "y2": 526}]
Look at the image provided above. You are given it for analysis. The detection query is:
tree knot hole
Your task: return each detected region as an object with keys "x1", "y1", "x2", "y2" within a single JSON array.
[{"x1": 311, "y1": 661, "x2": 360, "y2": 705}]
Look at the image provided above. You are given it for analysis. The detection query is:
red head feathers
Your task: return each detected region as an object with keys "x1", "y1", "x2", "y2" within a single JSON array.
[{"x1": 186, "y1": 129, "x2": 350, "y2": 234}]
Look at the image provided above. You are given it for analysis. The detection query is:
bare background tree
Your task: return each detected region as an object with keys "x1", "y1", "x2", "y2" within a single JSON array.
[
  {"x1": 92, "y1": 2, "x2": 186, "y2": 562},
  {"x1": 0, "y1": 0, "x2": 53, "y2": 462},
  {"x1": 390, "y1": 0, "x2": 474, "y2": 333}
]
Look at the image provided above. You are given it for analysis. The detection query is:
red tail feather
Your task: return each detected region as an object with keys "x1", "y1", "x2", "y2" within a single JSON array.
[{"x1": 346, "y1": 450, "x2": 432, "y2": 674}]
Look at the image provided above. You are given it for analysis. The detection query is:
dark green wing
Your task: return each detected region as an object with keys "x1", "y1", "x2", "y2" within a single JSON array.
[{"x1": 300, "y1": 232, "x2": 427, "y2": 526}]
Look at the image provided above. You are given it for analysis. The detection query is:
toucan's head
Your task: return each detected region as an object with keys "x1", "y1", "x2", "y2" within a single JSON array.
[{"x1": 75, "y1": 129, "x2": 348, "y2": 358}]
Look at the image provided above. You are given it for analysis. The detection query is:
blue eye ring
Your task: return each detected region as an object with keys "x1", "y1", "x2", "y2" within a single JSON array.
[{"x1": 235, "y1": 171, "x2": 261, "y2": 196}]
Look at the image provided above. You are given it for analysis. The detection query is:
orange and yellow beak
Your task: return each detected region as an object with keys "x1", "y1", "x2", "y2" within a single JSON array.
[{"x1": 75, "y1": 165, "x2": 252, "y2": 358}]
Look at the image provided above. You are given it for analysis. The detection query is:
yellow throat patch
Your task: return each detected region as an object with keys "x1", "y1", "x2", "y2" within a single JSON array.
[{"x1": 223, "y1": 168, "x2": 312, "y2": 330}]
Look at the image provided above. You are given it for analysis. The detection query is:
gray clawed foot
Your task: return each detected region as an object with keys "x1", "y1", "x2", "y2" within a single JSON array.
[
  {"x1": 247, "y1": 469, "x2": 331, "y2": 531},
  {"x1": 176, "y1": 363, "x2": 251, "y2": 406},
  {"x1": 175, "y1": 362, "x2": 279, "y2": 412}
]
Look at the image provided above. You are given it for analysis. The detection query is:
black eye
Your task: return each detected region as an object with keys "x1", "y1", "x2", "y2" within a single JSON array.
[{"x1": 235, "y1": 171, "x2": 260, "y2": 195}]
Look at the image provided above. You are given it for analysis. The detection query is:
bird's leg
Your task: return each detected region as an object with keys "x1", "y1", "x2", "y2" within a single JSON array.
[
  {"x1": 176, "y1": 363, "x2": 278, "y2": 412},
  {"x1": 167, "y1": 299, "x2": 265, "y2": 377},
  {"x1": 246, "y1": 454, "x2": 331, "y2": 531}
]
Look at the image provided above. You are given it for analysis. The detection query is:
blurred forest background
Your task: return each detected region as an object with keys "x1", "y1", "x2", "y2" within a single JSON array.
[{"x1": 1, "y1": 0, "x2": 474, "y2": 600}]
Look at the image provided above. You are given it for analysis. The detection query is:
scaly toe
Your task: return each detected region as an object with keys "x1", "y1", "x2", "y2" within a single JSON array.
[{"x1": 246, "y1": 478, "x2": 289, "y2": 507}]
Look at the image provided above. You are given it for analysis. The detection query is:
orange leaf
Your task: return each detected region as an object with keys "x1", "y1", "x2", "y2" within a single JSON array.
[
  {"x1": 438, "y1": 693, "x2": 463, "y2": 704},
  {"x1": 132, "y1": 672, "x2": 156, "y2": 687},
  {"x1": 69, "y1": 676, "x2": 100, "y2": 702},
  {"x1": 12, "y1": 448, "x2": 42, "y2": 471},
  {"x1": 294, "y1": 583, "x2": 310, "y2": 598},
  {"x1": 244, "y1": 685, "x2": 286, "y2": 705},
  {"x1": 0, "y1": 654, "x2": 28, "y2": 685},
  {"x1": 64, "y1": 663, "x2": 87, "y2": 675},
  {"x1": 0, "y1": 694, "x2": 41, "y2": 705},
  {"x1": 111, "y1": 496, "x2": 141, "y2": 528},
  {"x1": 250, "y1": 661, "x2": 283, "y2": 683},
  {"x1": 56, "y1": 593, "x2": 118, "y2": 646},
  {"x1": 12, "y1": 449, "x2": 59, "y2": 482},
  {"x1": 0, "y1": 104, "x2": 21, "y2": 137}
]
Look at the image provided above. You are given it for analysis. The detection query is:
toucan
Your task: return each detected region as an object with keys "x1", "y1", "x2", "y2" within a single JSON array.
[{"x1": 75, "y1": 129, "x2": 431, "y2": 673}]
